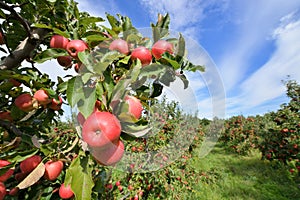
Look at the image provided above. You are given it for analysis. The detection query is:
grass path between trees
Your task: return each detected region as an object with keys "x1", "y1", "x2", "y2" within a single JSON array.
[{"x1": 183, "y1": 144, "x2": 300, "y2": 200}]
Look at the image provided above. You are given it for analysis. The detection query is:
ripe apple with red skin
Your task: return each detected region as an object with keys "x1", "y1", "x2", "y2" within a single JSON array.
[
  {"x1": 109, "y1": 39, "x2": 130, "y2": 54},
  {"x1": 20, "y1": 155, "x2": 42, "y2": 174},
  {"x1": 59, "y1": 183, "x2": 74, "y2": 199},
  {"x1": 49, "y1": 96, "x2": 63, "y2": 110},
  {"x1": 91, "y1": 140, "x2": 124, "y2": 166},
  {"x1": 74, "y1": 62, "x2": 83, "y2": 73},
  {"x1": 9, "y1": 79, "x2": 21, "y2": 87},
  {"x1": 82, "y1": 111, "x2": 121, "y2": 148},
  {"x1": 0, "y1": 160, "x2": 14, "y2": 182},
  {"x1": 0, "y1": 32, "x2": 4, "y2": 45},
  {"x1": 14, "y1": 172, "x2": 27, "y2": 182},
  {"x1": 151, "y1": 40, "x2": 173, "y2": 59},
  {"x1": 125, "y1": 95, "x2": 143, "y2": 119},
  {"x1": 0, "y1": 182, "x2": 6, "y2": 200},
  {"x1": 57, "y1": 56, "x2": 73, "y2": 67},
  {"x1": 0, "y1": 112, "x2": 13, "y2": 122},
  {"x1": 34, "y1": 89, "x2": 52, "y2": 105},
  {"x1": 44, "y1": 160, "x2": 64, "y2": 181},
  {"x1": 8, "y1": 187, "x2": 19, "y2": 196},
  {"x1": 50, "y1": 35, "x2": 69, "y2": 49},
  {"x1": 131, "y1": 46, "x2": 152, "y2": 66},
  {"x1": 14, "y1": 93, "x2": 35, "y2": 112},
  {"x1": 66, "y1": 40, "x2": 89, "y2": 59}
]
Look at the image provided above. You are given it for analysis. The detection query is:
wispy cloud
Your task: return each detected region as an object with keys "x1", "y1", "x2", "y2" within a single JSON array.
[
  {"x1": 224, "y1": 11, "x2": 300, "y2": 116},
  {"x1": 139, "y1": 0, "x2": 229, "y2": 38}
]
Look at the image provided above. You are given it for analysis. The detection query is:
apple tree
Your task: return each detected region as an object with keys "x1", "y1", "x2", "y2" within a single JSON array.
[{"x1": 0, "y1": 0, "x2": 205, "y2": 199}]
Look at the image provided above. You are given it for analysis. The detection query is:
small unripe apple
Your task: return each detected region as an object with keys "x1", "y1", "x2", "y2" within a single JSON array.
[
  {"x1": 0, "y1": 160, "x2": 14, "y2": 182},
  {"x1": 66, "y1": 40, "x2": 89, "y2": 59},
  {"x1": 82, "y1": 111, "x2": 121, "y2": 148},
  {"x1": 14, "y1": 93, "x2": 35, "y2": 112},
  {"x1": 49, "y1": 96, "x2": 63, "y2": 110},
  {"x1": 151, "y1": 40, "x2": 173, "y2": 59},
  {"x1": 0, "y1": 112, "x2": 13, "y2": 122},
  {"x1": 125, "y1": 95, "x2": 143, "y2": 119},
  {"x1": 20, "y1": 155, "x2": 42, "y2": 174},
  {"x1": 59, "y1": 183, "x2": 74, "y2": 199},
  {"x1": 0, "y1": 182, "x2": 6, "y2": 200},
  {"x1": 50, "y1": 35, "x2": 69, "y2": 49},
  {"x1": 91, "y1": 139, "x2": 124, "y2": 166},
  {"x1": 33, "y1": 89, "x2": 52, "y2": 105},
  {"x1": 131, "y1": 46, "x2": 152, "y2": 66},
  {"x1": 109, "y1": 39, "x2": 130, "y2": 54},
  {"x1": 57, "y1": 56, "x2": 73, "y2": 67},
  {"x1": 44, "y1": 160, "x2": 64, "y2": 181}
]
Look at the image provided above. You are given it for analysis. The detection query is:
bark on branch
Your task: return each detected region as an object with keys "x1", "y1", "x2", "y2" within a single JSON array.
[{"x1": 0, "y1": 28, "x2": 50, "y2": 70}]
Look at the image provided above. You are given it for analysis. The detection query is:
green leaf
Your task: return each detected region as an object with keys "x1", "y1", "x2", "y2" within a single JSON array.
[
  {"x1": 77, "y1": 85, "x2": 96, "y2": 119},
  {"x1": 33, "y1": 48, "x2": 68, "y2": 63},
  {"x1": 106, "y1": 13, "x2": 122, "y2": 33},
  {"x1": 66, "y1": 76, "x2": 83, "y2": 107},
  {"x1": 122, "y1": 123, "x2": 152, "y2": 137},
  {"x1": 79, "y1": 16, "x2": 104, "y2": 26},
  {"x1": 65, "y1": 152, "x2": 94, "y2": 200},
  {"x1": 184, "y1": 63, "x2": 205, "y2": 72},
  {"x1": 177, "y1": 74, "x2": 189, "y2": 89},
  {"x1": 176, "y1": 33, "x2": 186, "y2": 58}
]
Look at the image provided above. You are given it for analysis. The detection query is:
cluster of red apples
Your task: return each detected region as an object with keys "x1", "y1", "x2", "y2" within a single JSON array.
[
  {"x1": 49, "y1": 34, "x2": 173, "y2": 166},
  {"x1": 0, "y1": 156, "x2": 73, "y2": 199},
  {"x1": 50, "y1": 34, "x2": 174, "y2": 71},
  {"x1": 14, "y1": 89, "x2": 63, "y2": 113},
  {"x1": 77, "y1": 95, "x2": 143, "y2": 166}
]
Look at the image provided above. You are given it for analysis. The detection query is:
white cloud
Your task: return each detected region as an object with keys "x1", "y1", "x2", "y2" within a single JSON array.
[
  {"x1": 218, "y1": 1, "x2": 300, "y2": 92},
  {"x1": 139, "y1": 0, "x2": 229, "y2": 37},
  {"x1": 225, "y1": 14, "x2": 300, "y2": 116}
]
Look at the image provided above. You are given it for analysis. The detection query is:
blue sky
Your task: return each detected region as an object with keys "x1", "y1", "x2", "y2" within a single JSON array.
[{"x1": 39, "y1": 0, "x2": 300, "y2": 119}]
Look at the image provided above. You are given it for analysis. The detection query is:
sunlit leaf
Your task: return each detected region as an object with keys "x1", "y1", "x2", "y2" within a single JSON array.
[
  {"x1": 65, "y1": 152, "x2": 94, "y2": 200},
  {"x1": 17, "y1": 162, "x2": 45, "y2": 189}
]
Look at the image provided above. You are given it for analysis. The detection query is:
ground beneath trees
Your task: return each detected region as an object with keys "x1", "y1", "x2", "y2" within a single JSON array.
[{"x1": 184, "y1": 144, "x2": 300, "y2": 200}]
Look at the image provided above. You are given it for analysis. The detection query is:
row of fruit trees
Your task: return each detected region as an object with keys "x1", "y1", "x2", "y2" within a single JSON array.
[
  {"x1": 0, "y1": 0, "x2": 205, "y2": 199},
  {"x1": 0, "y1": 0, "x2": 299, "y2": 199}
]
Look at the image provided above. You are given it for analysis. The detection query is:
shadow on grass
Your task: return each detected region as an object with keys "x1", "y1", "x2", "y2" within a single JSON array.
[{"x1": 189, "y1": 144, "x2": 300, "y2": 200}]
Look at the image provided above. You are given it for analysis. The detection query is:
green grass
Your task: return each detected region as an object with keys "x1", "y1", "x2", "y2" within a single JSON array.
[{"x1": 184, "y1": 143, "x2": 300, "y2": 200}]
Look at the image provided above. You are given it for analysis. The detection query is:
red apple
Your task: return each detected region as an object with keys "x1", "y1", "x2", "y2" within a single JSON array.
[
  {"x1": 8, "y1": 187, "x2": 19, "y2": 196},
  {"x1": 77, "y1": 112, "x2": 86, "y2": 126},
  {"x1": 125, "y1": 95, "x2": 143, "y2": 119},
  {"x1": 9, "y1": 79, "x2": 21, "y2": 87},
  {"x1": 50, "y1": 35, "x2": 69, "y2": 49},
  {"x1": 34, "y1": 89, "x2": 52, "y2": 105},
  {"x1": 151, "y1": 40, "x2": 173, "y2": 59},
  {"x1": 74, "y1": 62, "x2": 83, "y2": 73},
  {"x1": 49, "y1": 96, "x2": 63, "y2": 110},
  {"x1": 44, "y1": 160, "x2": 63, "y2": 181},
  {"x1": 0, "y1": 160, "x2": 14, "y2": 182},
  {"x1": 14, "y1": 93, "x2": 35, "y2": 112},
  {"x1": 131, "y1": 46, "x2": 152, "y2": 66},
  {"x1": 57, "y1": 56, "x2": 73, "y2": 67},
  {"x1": 59, "y1": 183, "x2": 74, "y2": 199},
  {"x1": 66, "y1": 40, "x2": 89, "y2": 59},
  {"x1": 109, "y1": 39, "x2": 130, "y2": 54},
  {"x1": 0, "y1": 182, "x2": 6, "y2": 200},
  {"x1": 14, "y1": 172, "x2": 27, "y2": 182},
  {"x1": 82, "y1": 111, "x2": 121, "y2": 148},
  {"x1": 20, "y1": 155, "x2": 42, "y2": 174},
  {"x1": 91, "y1": 140, "x2": 124, "y2": 166},
  {"x1": 0, "y1": 32, "x2": 4, "y2": 45},
  {"x1": 0, "y1": 112, "x2": 13, "y2": 122}
]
